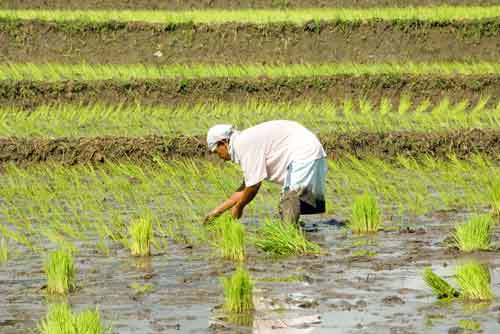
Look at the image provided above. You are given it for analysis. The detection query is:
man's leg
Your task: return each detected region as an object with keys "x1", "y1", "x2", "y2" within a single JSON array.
[{"x1": 279, "y1": 190, "x2": 301, "y2": 226}]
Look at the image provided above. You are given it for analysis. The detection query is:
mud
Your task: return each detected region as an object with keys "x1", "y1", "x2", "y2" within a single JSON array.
[
  {"x1": 2, "y1": 75, "x2": 500, "y2": 110},
  {"x1": 2, "y1": 0, "x2": 500, "y2": 9},
  {"x1": 0, "y1": 210, "x2": 499, "y2": 334},
  {"x1": 1, "y1": 129, "x2": 499, "y2": 164},
  {"x1": 3, "y1": 20, "x2": 500, "y2": 64}
]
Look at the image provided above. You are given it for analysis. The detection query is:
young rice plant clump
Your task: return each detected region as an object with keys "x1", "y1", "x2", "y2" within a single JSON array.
[
  {"x1": 455, "y1": 262, "x2": 493, "y2": 301},
  {"x1": 350, "y1": 193, "x2": 381, "y2": 234},
  {"x1": 422, "y1": 267, "x2": 460, "y2": 299},
  {"x1": 0, "y1": 238, "x2": 8, "y2": 264},
  {"x1": 129, "y1": 217, "x2": 153, "y2": 257},
  {"x1": 38, "y1": 303, "x2": 106, "y2": 334},
  {"x1": 453, "y1": 214, "x2": 493, "y2": 252},
  {"x1": 255, "y1": 219, "x2": 321, "y2": 256},
  {"x1": 44, "y1": 249, "x2": 76, "y2": 294},
  {"x1": 213, "y1": 215, "x2": 245, "y2": 262},
  {"x1": 223, "y1": 267, "x2": 254, "y2": 314}
]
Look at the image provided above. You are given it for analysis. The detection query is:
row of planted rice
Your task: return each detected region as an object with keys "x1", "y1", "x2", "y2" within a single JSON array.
[{"x1": 0, "y1": 1, "x2": 499, "y2": 334}]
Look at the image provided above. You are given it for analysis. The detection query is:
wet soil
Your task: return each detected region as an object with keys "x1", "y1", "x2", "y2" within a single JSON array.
[
  {"x1": 1, "y1": 129, "x2": 499, "y2": 164},
  {"x1": 0, "y1": 211, "x2": 499, "y2": 334},
  {"x1": 2, "y1": 75, "x2": 500, "y2": 110},
  {"x1": 3, "y1": 20, "x2": 500, "y2": 64},
  {"x1": 2, "y1": 0, "x2": 500, "y2": 9}
]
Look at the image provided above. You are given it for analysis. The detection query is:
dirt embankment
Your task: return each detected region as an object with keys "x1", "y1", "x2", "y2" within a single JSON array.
[
  {"x1": 0, "y1": 129, "x2": 499, "y2": 164},
  {"x1": 1, "y1": 75, "x2": 500, "y2": 110},
  {"x1": 3, "y1": 20, "x2": 500, "y2": 64},
  {"x1": 2, "y1": 0, "x2": 500, "y2": 9}
]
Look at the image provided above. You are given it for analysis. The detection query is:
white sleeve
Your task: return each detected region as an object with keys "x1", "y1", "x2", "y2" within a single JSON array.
[{"x1": 240, "y1": 149, "x2": 267, "y2": 187}]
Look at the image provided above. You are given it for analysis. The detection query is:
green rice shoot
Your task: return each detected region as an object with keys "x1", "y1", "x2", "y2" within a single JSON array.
[
  {"x1": 38, "y1": 303, "x2": 106, "y2": 334},
  {"x1": 452, "y1": 214, "x2": 493, "y2": 252},
  {"x1": 458, "y1": 319, "x2": 481, "y2": 331},
  {"x1": 455, "y1": 262, "x2": 493, "y2": 302},
  {"x1": 129, "y1": 217, "x2": 153, "y2": 257},
  {"x1": 223, "y1": 267, "x2": 254, "y2": 314},
  {"x1": 0, "y1": 238, "x2": 8, "y2": 264},
  {"x1": 44, "y1": 249, "x2": 76, "y2": 295},
  {"x1": 350, "y1": 193, "x2": 381, "y2": 234},
  {"x1": 212, "y1": 215, "x2": 245, "y2": 262},
  {"x1": 255, "y1": 219, "x2": 321, "y2": 256},
  {"x1": 422, "y1": 267, "x2": 460, "y2": 300}
]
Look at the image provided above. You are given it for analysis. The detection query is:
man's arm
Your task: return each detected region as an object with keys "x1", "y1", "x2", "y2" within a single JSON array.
[
  {"x1": 204, "y1": 182, "x2": 246, "y2": 223},
  {"x1": 231, "y1": 182, "x2": 261, "y2": 219}
]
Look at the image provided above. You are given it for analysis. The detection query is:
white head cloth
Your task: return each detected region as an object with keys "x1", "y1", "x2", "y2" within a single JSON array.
[{"x1": 206, "y1": 124, "x2": 235, "y2": 152}]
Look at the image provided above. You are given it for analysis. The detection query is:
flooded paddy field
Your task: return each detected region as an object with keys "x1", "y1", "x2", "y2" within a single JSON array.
[
  {"x1": 0, "y1": 159, "x2": 499, "y2": 333},
  {"x1": 2, "y1": 2, "x2": 500, "y2": 333}
]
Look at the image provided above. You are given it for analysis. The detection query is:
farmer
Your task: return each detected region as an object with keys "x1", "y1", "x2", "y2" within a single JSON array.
[{"x1": 204, "y1": 120, "x2": 327, "y2": 225}]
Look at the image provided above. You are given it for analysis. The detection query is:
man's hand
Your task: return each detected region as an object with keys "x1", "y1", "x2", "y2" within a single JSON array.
[{"x1": 203, "y1": 209, "x2": 220, "y2": 224}]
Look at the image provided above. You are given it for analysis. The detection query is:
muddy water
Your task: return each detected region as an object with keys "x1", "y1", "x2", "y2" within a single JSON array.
[{"x1": 0, "y1": 212, "x2": 499, "y2": 334}]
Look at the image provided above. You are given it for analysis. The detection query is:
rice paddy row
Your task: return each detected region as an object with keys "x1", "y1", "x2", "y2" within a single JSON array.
[
  {"x1": 4, "y1": 62, "x2": 500, "y2": 81},
  {"x1": 1, "y1": 98, "x2": 499, "y2": 138},
  {"x1": 0, "y1": 156, "x2": 498, "y2": 254},
  {"x1": 3, "y1": 7, "x2": 500, "y2": 24}
]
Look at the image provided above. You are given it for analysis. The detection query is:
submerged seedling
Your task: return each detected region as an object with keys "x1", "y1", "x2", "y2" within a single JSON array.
[
  {"x1": 0, "y1": 238, "x2": 8, "y2": 264},
  {"x1": 129, "y1": 217, "x2": 153, "y2": 257},
  {"x1": 255, "y1": 219, "x2": 321, "y2": 256},
  {"x1": 44, "y1": 249, "x2": 76, "y2": 295},
  {"x1": 350, "y1": 193, "x2": 381, "y2": 234},
  {"x1": 38, "y1": 303, "x2": 107, "y2": 334},
  {"x1": 453, "y1": 214, "x2": 492, "y2": 252},
  {"x1": 455, "y1": 262, "x2": 493, "y2": 302},
  {"x1": 458, "y1": 319, "x2": 481, "y2": 331},
  {"x1": 223, "y1": 267, "x2": 254, "y2": 314},
  {"x1": 212, "y1": 215, "x2": 245, "y2": 262},
  {"x1": 423, "y1": 268, "x2": 460, "y2": 300}
]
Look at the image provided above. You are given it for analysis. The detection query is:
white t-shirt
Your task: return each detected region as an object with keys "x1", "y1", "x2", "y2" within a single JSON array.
[{"x1": 231, "y1": 120, "x2": 326, "y2": 186}]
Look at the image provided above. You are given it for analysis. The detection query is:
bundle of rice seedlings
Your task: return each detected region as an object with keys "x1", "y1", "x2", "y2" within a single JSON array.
[
  {"x1": 453, "y1": 214, "x2": 493, "y2": 252},
  {"x1": 488, "y1": 177, "x2": 500, "y2": 217},
  {"x1": 129, "y1": 217, "x2": 153, "y2": 257},
  {"x1": 38, "y1": 303, "x2": 105, "y2": 334},
  {"x1": 255, "y1": 219, "x2": 321, "y2": 256},
  {"x1": 223, "y1": 267, "x2": 254, "y2": 314},
  {"x1": 350, "y1": 192, "x2": 381, "y2": 234},
  {"x1": 44, "y1": 249, "x2": 76, "y2": 295},
  {"x1": 422, "y1": 268, "x2": 460, "y2": 299},
  {"x1": 455, "y1": 262, "x2": 493, "y2": 301},
  {"x1": 213, "y1": 215, "x2": 245, "y2": 262}
]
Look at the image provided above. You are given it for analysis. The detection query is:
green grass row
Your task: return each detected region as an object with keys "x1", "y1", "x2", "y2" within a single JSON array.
[
  {"x1": 2, "y1": 7, "x2": 500, "y2": 24},
  {"x1": 1, "y1": 156, "x2": 498, "y2": 254},
  {"x1": 3, "y1": 62, "x2": 500, "y2": 82},
  {"x1": 1, "y1": 98, "x2": 499, "y2": 138}
]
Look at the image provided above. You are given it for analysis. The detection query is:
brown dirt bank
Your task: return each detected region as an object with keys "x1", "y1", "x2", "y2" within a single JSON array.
[
  {"x1": 2, "y1": 75, "x2": 500, "y2": 110},
  {"x1": 2, "y1": 0, "x2": 500, "y2": 9},
  {"x1": 0, "y1": 129, "x2": 498, "y2": 164},
  {"x1": 3, "y1": 20, "x2": 500, "y2": 64}
]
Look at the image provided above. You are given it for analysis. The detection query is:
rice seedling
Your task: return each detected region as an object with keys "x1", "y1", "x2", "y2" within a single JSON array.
[
  {"x1": 422, "y1": 268, "x2": 460, "y2": 300},
  {"x1": 458, "y1": 320, "x2": 481, "y2": 331},
  {"x1": 455, "y1": 262, "x2": 493, "y2": 302},
  {"x1": 44, "y1": 249, "x2": 76, "y2": 295},
  {"x1": 38, "y1": 303, "x2": 106, "y2": 334},
  {"x1": 212, "y1": 215, "x2": 245, "y2": 262},
  {"x1": 0, "y1": 238, "x2": 8, "y2": 264},
  {"x1": 222, "y1": 267, "x2": 254, "y2": 314},
  {"x1": 452, "y1": 214, "x2": 493, "y2": 252},
  {"x1": 129, "y1": 216, "x2": 153, "y2": 257},
  {"x1": 255, "y1": 219, "x2": 321, "y2": 256},
  {"x1": 350, "y1": 193, "x2": 381, "y2": 234},
  {"x1": 3, "y1": 62, "x2": 500, "y2": 82},
  {"x1": 3, "y1": 6, "x2": 500, "y2": 24}
]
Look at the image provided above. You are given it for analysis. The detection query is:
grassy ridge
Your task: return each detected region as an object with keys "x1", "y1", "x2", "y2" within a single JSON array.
[
  {"x1": 4, "y1": 63, "x2": 500, "y2": 81},
  {"x1": 1, "y1": 98, "x2": 498, "y2": 138},
  {"x1": 3, "y1": 7, "x2": 500, "y2": 24}
]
